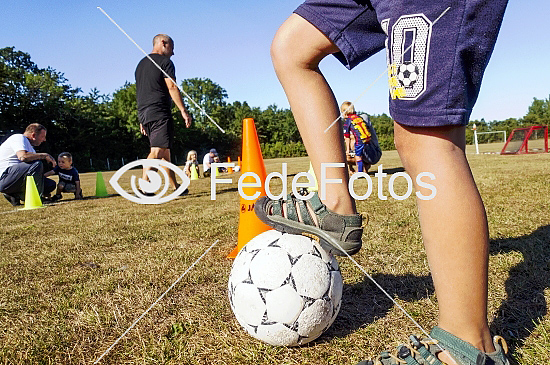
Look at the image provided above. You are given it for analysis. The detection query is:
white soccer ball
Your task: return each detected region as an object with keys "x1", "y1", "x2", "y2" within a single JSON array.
[
  {"x1": 228, "y1": 230, "x2": 343, "y2": 346},
  {"x1": 397, "y1": 62, "x2": 419, "y2": 87}
]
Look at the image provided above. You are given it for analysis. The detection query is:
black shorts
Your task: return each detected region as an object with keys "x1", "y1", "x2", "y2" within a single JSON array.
[
  {"x1": 294, "y1": 0, "x2": 508, "y2": 126},
  {"x1": 143, "y1": 118, "x2": 174, "y2": 149},
  {"x1": 59, "y1": 181, "x2": 77, "y2": 193}
]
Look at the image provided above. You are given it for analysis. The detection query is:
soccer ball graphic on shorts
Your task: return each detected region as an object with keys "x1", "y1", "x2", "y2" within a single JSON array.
[
  {"x1": 228, "y1": 230, "x2": 343, "y2": 346},
  {"x1": 397, "y1": 62, "x2": 419, "y2": 88}
]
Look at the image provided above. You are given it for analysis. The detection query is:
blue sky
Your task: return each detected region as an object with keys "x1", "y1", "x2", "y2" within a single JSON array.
[{"x1": 1, "y1": 0, "x2": 548, "y2": 122}]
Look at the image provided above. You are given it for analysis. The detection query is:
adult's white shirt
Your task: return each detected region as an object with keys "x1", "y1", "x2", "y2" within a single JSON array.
[
  {"x1": 202, "y1": 153, "x2": 212, "y2": 172},
  {"x1": 0, "y1": 134, "x2": 35, "y2": 177}
]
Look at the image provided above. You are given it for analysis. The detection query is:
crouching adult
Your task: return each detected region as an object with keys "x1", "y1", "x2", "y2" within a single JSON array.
[{"x1": 0, "y1": 123, "x2": 57, "y2": 206}]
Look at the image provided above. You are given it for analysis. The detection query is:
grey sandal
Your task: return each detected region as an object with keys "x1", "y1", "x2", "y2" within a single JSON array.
[
  {"x1": 357, "y1": 326, "x2": 511, "y2": 365},
  {"x1": 254, "y1": 191, "x2": 363, "y2": 256}
]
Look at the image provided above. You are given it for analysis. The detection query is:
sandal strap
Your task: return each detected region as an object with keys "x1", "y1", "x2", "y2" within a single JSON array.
[
  {"x1": 270, "y1": 200, "x2": 283, "y2": 217},
  {"x1": 307, "y1": 192, "x2": 326, "y2": 214},
  {"x1": 296, "y1": 199, "x2": 315, "y2": 226},
  {"x1": 284, "y1": 194, "x2": 299, "y2": 222},
  {"x1": 396, "y1": 343, "x2": 442, "y2": 365},
  {"x1": 371, "y1": 337, "x2": 444, "y2": 365},
  {"x1": 267, "y1": 191, "x2": 363, "y2": 233}
]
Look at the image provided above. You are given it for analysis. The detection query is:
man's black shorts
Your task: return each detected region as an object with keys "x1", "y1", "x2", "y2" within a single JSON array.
[{"x1": 143, "y1": 118, "x2": 174, "y2": 149}]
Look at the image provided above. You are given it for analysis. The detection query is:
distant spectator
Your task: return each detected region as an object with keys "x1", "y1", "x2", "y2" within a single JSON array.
[
  {"x1": 342, "y1": 116, "x2": 356, "y2": 175},
  {"x1": 0, "y1": 123, "x2": 56, "y2": 206},
  {"x1": 213, "y1": 155, "x2": 227, "y2": 173},
  {"x1": 45, "y1": 152, "x2": 82, "y2": 201},
  {"x1": 341, "y1": 101, "x2": 382, "y2": 173},
  {"x1": 184, "y1": 150, "x2": 200, "y2": 178},
  {"x1": 202, "y1": 148, "x2": 218, "y2": 177}
]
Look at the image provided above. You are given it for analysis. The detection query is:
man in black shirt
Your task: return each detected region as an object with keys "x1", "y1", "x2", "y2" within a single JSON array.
[{"x1": 135, "y1": 34, "x2": 192, "y2": 192}]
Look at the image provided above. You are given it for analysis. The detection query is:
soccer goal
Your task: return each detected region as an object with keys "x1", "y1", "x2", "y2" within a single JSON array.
[
  {"x1": 501, "y1": 125, "x2": 549, "y2": 155},
  {"x1": 473, "y1": 130, "x2": 507, "y2": 154}
]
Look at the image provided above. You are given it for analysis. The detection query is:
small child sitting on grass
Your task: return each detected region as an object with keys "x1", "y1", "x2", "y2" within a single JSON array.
[
  {"x1": 45, "y1": 152, "x2": 82, "y2": 201},
  {"x1": 183, "y1": 150, "x2": 200, "y2": 178},
  {"x1": 212, "y1": 155, "x2": 227, "y2": 173}
]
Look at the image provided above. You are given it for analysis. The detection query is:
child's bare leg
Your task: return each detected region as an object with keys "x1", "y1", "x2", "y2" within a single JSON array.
[
  {"x1": 394, "y1": 123, "x2": 495, "y2": 360},
  {"x1": 56, "y1": 182, "x2": 64, "y2": 196},
  {"x1": 271, "y1": 14, "x2": 355, "y2": 215}
]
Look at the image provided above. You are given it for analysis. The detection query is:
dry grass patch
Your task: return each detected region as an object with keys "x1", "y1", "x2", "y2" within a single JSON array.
[{"x1": 0, "y1": 152, "x2": 549, "y2": 364}]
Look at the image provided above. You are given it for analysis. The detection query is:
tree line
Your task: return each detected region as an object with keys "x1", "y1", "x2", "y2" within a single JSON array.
[
  {"x1": 465, "y1": 96, "x2": 549, "y2": 144},
  {"x1": 1, "y1": 47, "x2": 548, "y2": 171}
]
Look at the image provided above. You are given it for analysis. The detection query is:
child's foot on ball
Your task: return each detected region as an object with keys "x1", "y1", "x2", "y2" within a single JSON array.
[{"x1": 254, "y1": 191, "x2": 364, "y2": 256}]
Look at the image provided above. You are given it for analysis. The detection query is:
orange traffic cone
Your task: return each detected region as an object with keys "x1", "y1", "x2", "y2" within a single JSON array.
[
  {"x1": 227, "y1": 157, "x2": 234, "y2": 174},
  {"x1": 227, "y1": 118, "x2": 272, "y2": 258},
  {"x1": 237, "y1": 156, "x2": 241, "y2": 169}
]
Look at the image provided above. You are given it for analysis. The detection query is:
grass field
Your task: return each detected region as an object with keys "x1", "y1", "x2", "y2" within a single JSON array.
[{"x1": 1, "y1": 148, "x2": 549, "y2": 364}]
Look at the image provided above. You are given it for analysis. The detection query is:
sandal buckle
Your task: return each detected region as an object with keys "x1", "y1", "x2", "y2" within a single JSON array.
[
  {"x1": 398, "y1": 345, "x2": 411, "y2": 358},
  {"x1": 409, "y1": 335, "x2": 422, "y2": 348}
]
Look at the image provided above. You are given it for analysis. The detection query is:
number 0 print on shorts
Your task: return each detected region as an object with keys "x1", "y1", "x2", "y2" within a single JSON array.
[{"x1": 386, "y1": 14, "x2": 432, "y2": 101}]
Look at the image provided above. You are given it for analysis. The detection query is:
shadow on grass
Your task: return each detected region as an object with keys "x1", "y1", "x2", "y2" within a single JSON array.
[
  {"x1": 317, "y1": 225, "x2": 549, "y2": 351},
  {"x1": 192, "y1": 186, "x2": 239, "y2": 199},
  {"x1": 45, "y1": 194, "x2": 118, "y2": 204},
  {"x1": 489, "y1": 224, "x2": 550, "y2": 355},
  {"x1": 324, "y1": 273, "x2": 435, "y2": 340},
  {"x1": 367, "y1": 166, "x2": 405, "y2": 176},
  {"x1": 287, "y1": 167, "x2": 406, "y2": 178},
  {"x1": 80, "y1": 194, "x2": 118, "y2": 200}
]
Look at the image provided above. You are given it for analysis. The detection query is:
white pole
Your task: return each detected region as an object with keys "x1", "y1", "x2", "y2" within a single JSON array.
[{"x1": 473, "y1": 124, "x2": 479, "y2": 154}]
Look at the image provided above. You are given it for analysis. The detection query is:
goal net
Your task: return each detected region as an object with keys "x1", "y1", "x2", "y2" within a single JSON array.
[{"x1": 501, "y1": 126, "x2": 549, "y2": 154}]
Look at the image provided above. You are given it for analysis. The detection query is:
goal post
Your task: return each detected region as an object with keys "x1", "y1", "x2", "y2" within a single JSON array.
[
  {"x1": 500, "y1": 125, "x2": 549, "y2": 155},
  {"x1": 472, "y1": 125, "x2": 508, "y2": 154}
]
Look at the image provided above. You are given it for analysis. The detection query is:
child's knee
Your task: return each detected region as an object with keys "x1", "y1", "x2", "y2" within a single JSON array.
[
  {"x1": 271, "y1": 15, "x2": 336, "y2": 73},
  {"x1": 271, "y1": 23, "x2": 296, "y2": 71}
]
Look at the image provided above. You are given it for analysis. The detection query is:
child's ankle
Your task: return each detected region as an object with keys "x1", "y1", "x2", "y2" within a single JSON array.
[
  {"x1": 321, "y1": 192, "x2": 356, "y2": 215},
  {"x1": 438, "y1": 324, "x2": 496, "y2": 354}
]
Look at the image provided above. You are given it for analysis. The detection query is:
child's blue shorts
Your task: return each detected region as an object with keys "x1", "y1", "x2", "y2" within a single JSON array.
[
  {"x1": 294, "y1": 0, "x2": 508, "y2": 127},
  {"x1": 357, "y1": 143, "x2": 382, "y2": 165}
]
